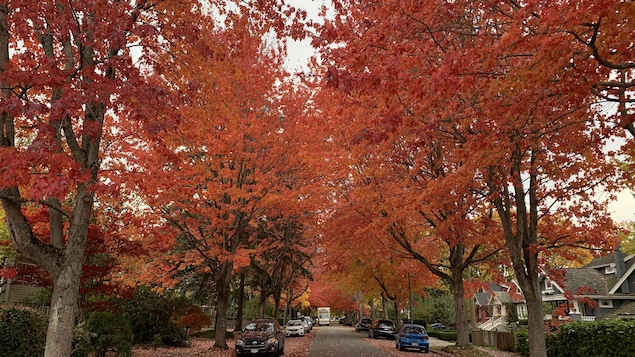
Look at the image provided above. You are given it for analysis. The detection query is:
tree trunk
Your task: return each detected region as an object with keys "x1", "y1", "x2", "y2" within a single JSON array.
[
  {"x1": 213, "y1": 261, "x2": 234, "y2": 348},
  {"x1": 273, "y1": 290, "x2": 281, "y2": 320},
  {"x1": 258, "y1": 293, "x2": 267, "y2": 318},
  {"x1": 451, "y1": 277, "x2": 470, "y2": 346},
  {"x1": 525, "y1": 291, "x2": 547, "y2": 357},
  {"x1": 235, "y1": 273, "x2": 245, "y2": 331},
  {"x1": 381, "y1": 295, "x2": 388, "y2": 319},
  {"x1": 45, "y1": 265, "x2": 83, "y2": 357}
]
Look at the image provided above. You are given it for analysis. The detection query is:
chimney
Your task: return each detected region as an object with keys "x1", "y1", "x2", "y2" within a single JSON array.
[
  {"x1": 614, "y1": 247, "x2": 630, "y2": 294},
  {"x1": 614, "y1": 247, "x2": 626, "y2": 278}
]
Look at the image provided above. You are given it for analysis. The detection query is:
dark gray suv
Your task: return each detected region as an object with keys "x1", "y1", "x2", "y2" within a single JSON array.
[
  {"x1": 368, "y1": 318, "x2": 397, "y2": 339},
  {"x1": 235, "y1": 318, "x2": 285, "y2": 356},
  {"x1": 356, "y1": 317, "x2": 372, "y2": 332}
]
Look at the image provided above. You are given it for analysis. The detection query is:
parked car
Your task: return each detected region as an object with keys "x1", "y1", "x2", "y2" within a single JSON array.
[
  {"x1": 300, "y1": 318, "x2": 310, "y2": 333},
  {"x1": 355, "y1": 317, "x2": 372, "y2": 332},
  {"x1": 430, "y1": 322, "x2": 446, "y2": 330},
  {"x1": 368, "y1": 318, "x2": 397, "y2": 339},
  {"x1": 396, "y1": 323, "x2": 430, "y2": 353},
  {"x1": 285, "y1": 319, "x2": 305, "y2": 337},
  {"x1": 298, "y1": 315, "x2": 313, "y2": 331},
  {"x1": 235, "y1": 318, "x2": 285, "y2": 356}
]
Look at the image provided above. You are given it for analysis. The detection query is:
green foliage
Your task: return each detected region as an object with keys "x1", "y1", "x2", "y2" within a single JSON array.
[
  {"x1": 0, "y1": 209, "x2": 16, "y2": 262},
  {"x1": 115, "y1": 286, "x2": 189, "y2": 347},
  {"x1": 505, "y1": 303, "x2": 519, "y2": 324},
  {"x1": 619, "y1": 222, "x2": 635, "y2": 255},
  {"x1": 72, "y1": 322, "x2": 93, "y2": 357},
  {"x1": 427, "y1": 330, "x2": 458, "y2": 342},
  {"x1": 84, "y1": 311, "x2": 133, "y2": 357},
  {"x1": 548, "y1": 320, "x2": 635, "y2": 357},
  {"x1": 514, "y1": 327, "x2": 529, "y2": 356},
  {"x1": 415, "y1": 288, "x2": 455, "y2": 327},
  {"x1": 0, "y1": 306, "x2": 46, "y2": 357}
]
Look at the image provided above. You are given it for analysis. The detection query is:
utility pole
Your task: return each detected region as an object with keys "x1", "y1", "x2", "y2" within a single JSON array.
[{"x1": 408, "y1": 272, "x2": 413, "y2": 323}]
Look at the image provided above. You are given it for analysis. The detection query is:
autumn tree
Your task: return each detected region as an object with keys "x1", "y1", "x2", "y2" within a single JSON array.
[
  {"x1": 311, "y1": 0, "x2": 509, "y2": 346},
  {"x1": 249, "y1": 216, "x2": 314, "y2": 319},
  {"x1": 312, "y1": 2, "x2": 625, "y2": 356},
  {"x1": 0, "y1": 1, "x2": 201, "y2": 355},
  {"x1": 111, "y1": 4, "x2": 314, "y2": 348},
  {"x1": 553, "y1": 1, "x2": 634, "y2": 139}
]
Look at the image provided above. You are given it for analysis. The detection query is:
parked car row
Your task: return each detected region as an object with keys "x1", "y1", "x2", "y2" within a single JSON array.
[
  {"x1": 354, "y1": 317, "x2": 430, "y2": 353},
  {"x1": 235, "y1": 316, "x2": 315, "y2": 356}
]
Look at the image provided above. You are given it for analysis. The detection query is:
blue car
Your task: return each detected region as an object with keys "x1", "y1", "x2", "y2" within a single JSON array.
[{"x1": 395, "y1": 324, "x2": 430, "y2": 353}]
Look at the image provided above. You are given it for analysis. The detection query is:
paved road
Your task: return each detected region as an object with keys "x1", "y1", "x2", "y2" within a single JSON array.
[{"x1": 308, "y1": 325, "x2": 387, "y2": 357}]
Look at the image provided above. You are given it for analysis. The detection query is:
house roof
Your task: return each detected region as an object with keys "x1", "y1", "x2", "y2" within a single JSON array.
[
  {"x1": 473, "y1": 282, "x2": 523, "y2": 305},
  {"x1": 475, "y1": 292, "x2": 490, "y2": 306},
  {"x1": 561, "y1": 268, "x2": 610, "y2": 295},
  {"x1": 583, "y1": 252, "x2": 634, "y2": 269},
  {"x1": 601, "y1": 301, "x2": 635, "y2": 320},
  {"x1": 493, "y1": 291, "x2": 514, "y2": 304}
]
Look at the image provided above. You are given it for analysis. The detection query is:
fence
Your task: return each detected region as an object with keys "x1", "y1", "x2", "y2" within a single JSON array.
[{"x1": 471, "y1": 330, "x2": 515, "y2": 352}]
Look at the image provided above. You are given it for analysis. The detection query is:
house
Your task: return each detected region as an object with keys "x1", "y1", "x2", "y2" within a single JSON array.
[
  {"x1": 540, "y1": 249, "x2": 635, "y2": 321},
  {"x1": 472, "y1": 249, "x2": 635, "y2": 330},
  {"x1": 472, "y1": 282, "x2": 525, "y2": 331},
  {"x1": 0, "y1": 256, "x2": 44, "y2": 305}
]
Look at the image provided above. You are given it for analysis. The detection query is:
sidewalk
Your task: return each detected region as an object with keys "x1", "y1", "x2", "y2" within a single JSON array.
[{"x1": 429, "y1": 336, "x2": 455, "y2": 349}]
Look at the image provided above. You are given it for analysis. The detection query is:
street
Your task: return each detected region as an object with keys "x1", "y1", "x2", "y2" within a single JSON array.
[
  {"x1": 308, "y1": 324, "x2": 388, "y2": 357},
  {"x1": 307, "y1": 324, "x2": 453, "y2": 356}
]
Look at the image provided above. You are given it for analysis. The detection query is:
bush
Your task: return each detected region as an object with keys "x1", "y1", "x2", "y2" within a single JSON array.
[
  {"x1": 84, "y1": 311, "x2": 133, "y2": 357},
  {"x1": 514, "y1": 327, "x2": 529, "y2": 356},
  {"x1": 178, "y1": 305, "x2": 212, "y2": 335},
  {"x1": 427, "y1": 330, "x2": 457, "y2": 341},
  {"x1": 115, "y1": 287, "x2": 188, "y2": 347},
  {"x1": 549, "y1": 319, "x2": 635, "y2": 357},
  {"x1": 0, "y1": 306, "x2": 46, "y2": 357}
]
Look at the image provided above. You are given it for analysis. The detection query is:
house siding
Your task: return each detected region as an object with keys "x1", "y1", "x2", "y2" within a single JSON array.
[{"x1": 1, "y1": 283, "x2": 42, "y2": 304}]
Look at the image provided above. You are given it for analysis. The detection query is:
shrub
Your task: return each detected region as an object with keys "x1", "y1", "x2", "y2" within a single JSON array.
[
  {"x1": 178, "y1": 305, "x2": 212, "y2": 335},
  {"x1": 116, "y1": 287, "x2": 188, "y2": 347},
  {"x1": 427, "y1": 330, "x2": 457, "y2": 341},
  {"x1": 84, "y1": 311, "x2": 133, "y2": 357},
  {"x1": 549, "y1": 319, "x2": 635, "y2": 357},
  {"x1": 514, "y1": 327, "x2": 529, "y2": 356},
  {"x1": 0, "y1": 306, "x2": 46, "y2": 357}
]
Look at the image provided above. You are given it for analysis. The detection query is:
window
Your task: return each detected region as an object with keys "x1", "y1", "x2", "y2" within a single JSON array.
[
  {"x1": 605, "y1": 265, "x2": 616, "y2": 275},
  {"x1": 15, "y1": 262, "x2": 38, "y2": 284},
  {"x1": 599, "y1": 300, "x2": 613, "y2": 308},
  {"x1": 545, "y1": 280, "x2": 553, "y2": 289}
]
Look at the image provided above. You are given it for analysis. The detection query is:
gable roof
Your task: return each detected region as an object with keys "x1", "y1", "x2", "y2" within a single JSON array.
[
  {"x1": 583, "y1": 252, "x2": 635, "y2": 269},
  {"x1": 581, "y1": 251, "x2": 635, "y2": 295},
  {"x1": 561, "y1": 268, "x2": 610, "y2": 295}
]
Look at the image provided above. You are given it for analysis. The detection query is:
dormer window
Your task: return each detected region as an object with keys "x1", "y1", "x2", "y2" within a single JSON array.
[
  {"x1": 545, "y1": 280, "x2": 553, "y2": 290},
  {"x1": 605, "y1": 264, "x2": 616, "y2": 275}
]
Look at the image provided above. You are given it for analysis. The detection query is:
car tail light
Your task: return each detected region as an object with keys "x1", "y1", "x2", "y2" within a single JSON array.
[
  {"x1": 424, "y1": 335, "x2": 429, "y2": 340},
  {"x1": 400, "y1": 333, "x2": 406, "y2": 338}
]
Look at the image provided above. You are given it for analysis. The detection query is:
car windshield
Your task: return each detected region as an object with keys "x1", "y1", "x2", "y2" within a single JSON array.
[
  {"x1": 404, "y1": 326, "x2": 425, "y2": 335},
  {"x1": 378, "y1": 320, "x2": 393, "y2": 327},
  {"x1": 245, "y1": 322, "x2": 274, "y2": 332},
  {"x1": 288, "y1": 320, "x2": 302, "y2": 326}
]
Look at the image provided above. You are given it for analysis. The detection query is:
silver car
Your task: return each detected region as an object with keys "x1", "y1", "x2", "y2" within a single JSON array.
[{"x1": 285, "y1": 319, "x2": 305, "y2": 337}]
